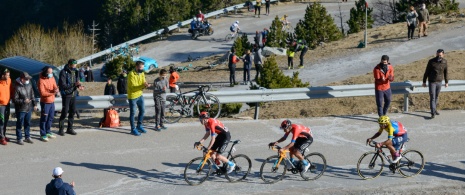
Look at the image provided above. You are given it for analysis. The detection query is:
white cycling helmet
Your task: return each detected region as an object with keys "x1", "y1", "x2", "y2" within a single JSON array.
[{"x1": 235, "y1": 21, "x2": 239, "y2": 24}]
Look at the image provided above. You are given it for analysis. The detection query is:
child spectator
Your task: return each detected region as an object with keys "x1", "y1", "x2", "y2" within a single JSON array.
[
  {"x1": 287, "y1": 47, "x2": 295, "y2": 69},
  {"x1": 153, "y1": 69, "x2": 169, "y2": 131}
]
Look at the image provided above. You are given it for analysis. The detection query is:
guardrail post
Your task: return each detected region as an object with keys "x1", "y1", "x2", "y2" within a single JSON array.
[
  {"x1": 254, "y1": 102, "x2": 260, "y2": 120},
  {"x1": 234, "y1": 6, "x2": 238, "y2": 14},
  {"x1": 403, "y1": 93, "x2": 409, "y2": 113},
  {"x1": 177, "y1": 22, "x2": 182, "y2": 32}
]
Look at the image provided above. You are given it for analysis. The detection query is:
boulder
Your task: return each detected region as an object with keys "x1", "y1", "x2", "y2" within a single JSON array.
[{"x1": 262, "y1": 47, "x2": 287, "y2": 57}]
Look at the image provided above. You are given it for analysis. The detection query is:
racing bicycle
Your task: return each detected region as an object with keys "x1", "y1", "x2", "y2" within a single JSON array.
[
  {"x1": 184, "y1": 140, "x2": 252, "y2": 186},
  {"x1": 225, "y1": 30, "x2": 242, "y2": 42},
  {"x1": 260, "y1": 145, "x2": 327, "y2": 184},
  {"x1": 164, "y1": 85, "x2": 221, "y2": 123},
  {"x1": 357, "y1": 139, "x2": 425, "y2": 180}
]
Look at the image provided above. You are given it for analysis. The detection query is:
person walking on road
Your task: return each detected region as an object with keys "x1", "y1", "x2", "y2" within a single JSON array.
[
  {"x1": 169, "y1": 66, "x2": 180, "y2": 93},
  {"x1": 14, "y1": 72, "x2": 37, "y2": 145},
  {"x1": 0, "y1": 68, "x2": 12, "y2": 145},
  {"x1": 228, "y1": 48, "x2": 240, "y2": 87},
  {"x1": 406, "y1": 6, "x2": 418, "y2": 40},
  {"x1": 128, "y1": 61, "x2": 152, "y2": 136},
  {"x1": 373, "y1": 55, "x2": 394, "y2": 117},
  {"x1": 58, "y1": 59, "x2": 84, "y2": 136},
  {"x1": 422, "y1": 49, "x2": 448, "y2": 119},
  {"x1": 38, "y1": 67, "x2": 58, "y2": 142},
  {"x1": 417, "y1": 3, "x2": 430, "y2": 38},
  {"x1": 117, "y1": 70, "x2": 128, "y2": 95},
  {"x1": 253, "y1": 44, "x2": 264, "y2": 81},
  {"x1": 265, "y1": 0, "x2": 271, "y2": 16},
  {"x1": 153, "y1": 69, "x2": 169, "y2": 131},
  {"x1": 45, "y1": 167, "x2": 76, "y2": 195}
]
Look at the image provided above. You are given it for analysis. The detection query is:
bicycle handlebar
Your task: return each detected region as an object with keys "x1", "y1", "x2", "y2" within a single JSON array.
[
  {"x1": 198, "y1": 85, "x2": 211, "y2": 93},
  {"x1": 368, "y1": 141, "x2": 387, "y2": 148},
  {"x1": 269, "y1": 145, "x2": 290, "y2": 153}
]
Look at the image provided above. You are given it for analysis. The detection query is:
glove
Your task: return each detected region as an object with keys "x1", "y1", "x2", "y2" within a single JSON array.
[
  {"x1": 194, "y1": 142, "x2": 201, "y2": 149},
  {"x1": 268, "y1": 142, "x2": 276, "y2": 147}
]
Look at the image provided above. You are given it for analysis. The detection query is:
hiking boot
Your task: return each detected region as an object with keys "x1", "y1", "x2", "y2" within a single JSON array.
[
  {"x1": 17, "y1": 139, "x2": 24, "y2": 145},
  {"x1": 47, "y1": 133, "x2": 56, "y2": 139},
  {"x1": 40, "y1": 136, "x2": 49, "y2": 142},
  {"x1": 131, "y1": 129, "x2": 141, "y2": 136},
  {"x1": 66, "y1": 129, "x2": 77, "y2": 135},
  {"x1": 137, "y1": 126, "x2": 147, "y2": 133},
  {"x1": 227, "y1": 162, "x2": 236, "y2": 174},
  {"x1": 24, "y1": 138, "x2": 34, "y2": 144},
  {"x1": 0, "y1": 138, "x2": 7, "y2": 145},
  {"x1": 431, "y1": 113, "x2": 435, "y2": 119},
  {"x1": 58, "y1": 121, "x2": 65, "y2": 136},
  {"x1": 435, "y1": 110, "x2": 440, "y2": 115}
]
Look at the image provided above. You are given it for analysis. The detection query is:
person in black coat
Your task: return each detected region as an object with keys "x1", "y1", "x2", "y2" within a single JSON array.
[
  {"x1": 84, "y1": 66, "x2": 94, "y2": 82},
  {"x1": 104, "y1": 77, "x2": 116, "y2": 96},
  {"x1": 116, "y1": 70, "x2": 127, "y2": 94}
]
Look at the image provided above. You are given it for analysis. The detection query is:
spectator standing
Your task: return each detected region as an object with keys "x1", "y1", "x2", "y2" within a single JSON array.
[
  {"x1": 104, "y1": 77, "x2": 116, "y2": 96},
  {"x1": 228, "y1": 48, "x2": 240, "y2": 87},
  {"x1": 242, "y1": 49, "x2": 253, "y2": 85},
  {"x1": 373, "y1": 55, "x2": 394, "y2": 117},
  {"x1": 127, "y1": 61, "x2": 152, "y2": 136},
  {"x1": 254, "y1": 31, "x2": 261, "y2": 47},
  {"x1": 253, "y1": 45, "x2": 264, "y2": 81},
  {"x1": 0, "y1": 68, "x2": 12, "y2": 145},
  {"x1": 287, "y1": 47, "x2": 295, "y2": 69},
  {"x1": 422, "y1": 49, "x2": 448, "y2": 119},
  {"x1": 117, "y1": 70, "x2": 128, "y2": 95},
  {"x1": 255, "y1": 0, "x2": 262, "y2": 17},
  {"x1": 294, "y1": 39, "x2": 308, "y2": 68},
  {"x1": 14, "y1": 72, "x2": 37, "y2": 145},
  {"x1": 84, "y1": 66, "x2": 94, "y2": 82},
  {"x1": 169, "y1": 66, "x2": 180, "y2": 93},
  {"x1": 38, "y1": 67, "x2": 58, "y2": 142},
  {"x1": 417, "y1": 3, "x2": 430, "y2": 38},
  {"x1": 265, "y1": 0, "x2": 270, "y2": 15},
  {"x1": 261, "y1": 28, "x2": 268, "y2": 47},
  {"x1": 78, "y1": 66, "x2": 85, "y2": 82},
  {"x1": 406, "y1": 6, "x2": 418, "y2": 40},
  {"x1": 45, "y1": 167, "x2": 76, "y2": 195},
  {"x1": 153, "y1": 69, "x2": 169, "y2": 131},
  {"x1": 58, "y1": 59, "x2": 84, "y2": 136}
]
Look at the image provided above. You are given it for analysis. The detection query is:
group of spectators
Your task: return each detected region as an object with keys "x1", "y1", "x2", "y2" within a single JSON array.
[
  {"x1": 406, "y1": 3, "x2": 430, "y2": 40},
  {"x1": 227, "y1": 44, "x2": 264, "y2": 87}
]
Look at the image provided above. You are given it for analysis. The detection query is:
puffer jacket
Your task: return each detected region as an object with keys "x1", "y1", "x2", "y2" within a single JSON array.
[
  {"x1": 59, "y1": 65, "x2": 80, "y2": 97},
  {"x1": 14, "y1": 78, "x2": 36, "y2": 112},
  {"x1": 45, "y1": 178, "x2": 76, "y2": 195}
]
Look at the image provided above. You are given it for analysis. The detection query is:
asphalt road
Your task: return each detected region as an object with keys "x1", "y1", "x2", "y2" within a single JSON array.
[{"x1": 1, "y1": 111, "x2": 464, "y2": 194}]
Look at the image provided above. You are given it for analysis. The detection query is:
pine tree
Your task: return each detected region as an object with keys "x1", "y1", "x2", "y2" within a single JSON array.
[
  {"x1": 347, "y1": 0, "x2": 374, "y2": 34},
  {"x1": 105, "y1": 56, "x2": 136, "y2": 79},
  {"x1": 294, "y1": 3, "x2": 343, "y2": 49},
  {"x1": 233, "y1": 36, "x2": 244, "y2": 56},
  {"x1": 258, "y1": 56, "x2": 310, "y2": 89},
  {"x1": 265, "y1": 16, "x2": 287, "y2": 48}
]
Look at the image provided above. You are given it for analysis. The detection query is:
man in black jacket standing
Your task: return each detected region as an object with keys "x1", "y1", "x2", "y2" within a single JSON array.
[
  {"x1": 117, "y1": 70, "x2": 127, "y2": 95},
  {"x1": 422, "y1": 49, "x2": 448, "y2": 119},
  {"x1": 58, "y1": 59, "x2": 84, "y2": 136},
  {"x1": 14, "y1": 72, "x2": 37, "y2": 145}
]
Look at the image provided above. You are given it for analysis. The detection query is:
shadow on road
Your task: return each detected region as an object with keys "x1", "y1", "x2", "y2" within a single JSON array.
[
  {"x1": 402, "y1": 111, "x2": 431, "y2": 120},
  {"x1": 420, "y1": 162, "x2": 465, "y2": 182},
  {"x1": 330, "y1": 115, "x2": 378, "y2": 123}
]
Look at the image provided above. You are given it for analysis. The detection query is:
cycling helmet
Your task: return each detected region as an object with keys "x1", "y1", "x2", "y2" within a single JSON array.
[
  {"x1": 280, "y1": 119, "x2": 292, "y2": 130},
  {"x1": 378, "y1": 115, "x2": 390, "y2": 124},
  {"x1": 235, "y1": 21, "x2": 239, "y2": 24},
  {"x1": 199, "y1": 111, "x2": 210, "y2": 120}
]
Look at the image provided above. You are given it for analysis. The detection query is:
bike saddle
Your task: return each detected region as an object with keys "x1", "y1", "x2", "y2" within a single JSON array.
[{"x1": 231, "y1": 140, "x2": 241, "y2": 144}]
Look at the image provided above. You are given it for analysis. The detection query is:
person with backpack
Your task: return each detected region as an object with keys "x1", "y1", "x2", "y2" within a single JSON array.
[
  {"x1": 153, "y1": 69, "x2": 169, "y2": 131},
  {"x1": 228, "y1": 48, "x2": 240, "y2": 87}
]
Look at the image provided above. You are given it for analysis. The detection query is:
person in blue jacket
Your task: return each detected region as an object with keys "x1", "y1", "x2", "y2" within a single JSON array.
[{"x1": 45, "y1": 167, "x2": 76, "y2": 195}]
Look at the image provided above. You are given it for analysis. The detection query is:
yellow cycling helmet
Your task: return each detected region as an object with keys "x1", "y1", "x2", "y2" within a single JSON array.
[{"x1": 378, "y1": 115, "x2": 390, "y2": 124}]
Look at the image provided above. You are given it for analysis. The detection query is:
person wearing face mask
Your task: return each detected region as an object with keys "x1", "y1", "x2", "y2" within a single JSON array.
[
  {"x1": 127, "y1": 61, "x2": 152, "y2": 136},
  {"x1": 117, "y1": 70, "x2": 128, "y2": 95},
  {"x1": 422, "y1": 49, "x2": 448, "y2": 119},
  {"x1": 14, "y1": 72, "x2": 37, "y2": 145},
  {"x1": 38, "y1": 67, "x2": 59, "y2": 142},
  {"x1": 153, "y1": 69, "x2": 169, "y2": 131},
  {"x1": 58, "y1": 59, "x2": 84, "y2": 136},
  {"x1": 373, "y1": 55, "x2": 394, "y2": 117}
]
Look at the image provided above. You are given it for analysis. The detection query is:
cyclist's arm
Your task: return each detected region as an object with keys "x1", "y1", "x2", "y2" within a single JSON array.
[
  {"x1": 199, "y1": 131, "x2": 210, "y2": 144},
  {"x1": 207, "y1": 134, "x2": 216, "y2": 150},
  {"x1": 367, "y1": 129, "x2": 382, "y2": 144}
]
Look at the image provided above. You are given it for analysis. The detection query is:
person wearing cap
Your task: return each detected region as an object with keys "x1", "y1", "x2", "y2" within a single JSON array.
[
  {"x1": 58, "y1": 59, "x2": 84, "y2": 136},
  {"x1": 169, "y1": 66, "x2": 179, "y2": 93},
  {"x1": 45, "y1": 167, "x2": 76, "y2": 195},
  {"x1": 117, "y1": 70, "x2": 128, "y2": 95},
  {"x1": 422, "y1": 49, "x2": 448, "y2": 119},
  {"x1": 14, "y1": 72, "x2": 37, "y2": 145},
  {"x1": 0, "y1": 68, "x2": 13, "y2": 145},
  {"x1": 373, "y1": 55, "x2": 395, "y2": 117},
  {"x1": 38, "y1": 66, "x2": 59, "y2": 142}
]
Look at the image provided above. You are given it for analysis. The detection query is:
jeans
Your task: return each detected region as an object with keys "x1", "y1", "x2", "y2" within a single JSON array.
[
  {"x1": 428, "y1": 82, "x2": 442, "y2": 114},
  {"x1": 16, "y1": 111, "x2": 32, "y2": 140},
  {"x1": 375, "y1": 88, "x2": 392, "y2": 117},
  {"x1": 229, "y1": 64, "x2": 236, "y2": 85},
  {"x1": 59, "y1": 96, "x2": 76, "y2": 129},
  {"x1": 243, "y1": 68, "x2": 251, "y2": 83},
  {"x1": 154, "y1": 98, "x2": 165, "y2": 126},
  {"x1": 129, "y1": 96, "x2": 145, "y2": 130},
  {"x1": 40, "y1": 102, "x2": 55, "y2": 136},
  {"x1": 407, "y1": 24, "x2": 416, "y2": 39}
]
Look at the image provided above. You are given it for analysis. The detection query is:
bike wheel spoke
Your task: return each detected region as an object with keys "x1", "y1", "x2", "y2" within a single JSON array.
[
  {"x1": 357, "y1": 151, "x2": 384, "y2": 180},
  {"x1": 225, "y1": 154, "x2": 252, "y2": 183},
  {"x1": 184, "y1": 157, "x2": 212, "y2": 186},
  {"x1": 164, "y1": 97, "x2": 183, "y2": 124},
  {"x1": 260, "y1": 155, "x2": 286, "y2": 184},
  {"x1": 196, "y1": 94, "x2": 221, "y2": 118},
  {"x1": 398, "y1": 150, "x2": 425, "y2": 178},
  {"x1": 301, "y1": 153, "x2": 326, "y2": 181}
]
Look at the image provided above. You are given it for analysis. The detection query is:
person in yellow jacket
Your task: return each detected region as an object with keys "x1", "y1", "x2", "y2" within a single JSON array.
[
  {"x1": 287, "y1": 47, "x2": 295, "y2": 69},
  {"x1": 127, "y1": 61, "x2": 152, "y2": 136},
  {"x1": 255, "y1": 0, "x2": 262, "y2": 17}
]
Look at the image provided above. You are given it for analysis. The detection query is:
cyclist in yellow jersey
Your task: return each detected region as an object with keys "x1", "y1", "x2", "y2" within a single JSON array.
[{"x1": 367, "y1": 115, "x2": 408, "y2": 163}]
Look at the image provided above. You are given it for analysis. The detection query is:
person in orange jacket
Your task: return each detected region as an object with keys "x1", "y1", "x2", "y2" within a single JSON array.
[
  {"x1": 0, "y1": 68, "x2": 13, "y2": 145},
  {"x1": 169, "y1": 66, "x2": 180, "y2": 93},
  {"x1": 38, "y1": 66, "x2": 59, "y2": 142},
  {"x1": 373, "y1": 55, "x2": 395, "y2": 117}
]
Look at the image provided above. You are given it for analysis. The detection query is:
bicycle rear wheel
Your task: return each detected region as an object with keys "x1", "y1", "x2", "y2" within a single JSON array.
[
  {"x1": 260, "y1": 155, "x2": 286, "y2": 184},
  {"x1": 225, "y1": 34, "x2": 233, "y2": 41},
  {"x1": 196, "y1": 94, "x2": 221, "y2": 118},
  {"x1": 164, "y1": 97, "x2": 183, "y2": 124},
  {"x1": 301, "y1": 152, "x2": 327, "y2": 181},
  {"x1": 357, "y1": 151, "x2": 385, "y2": 180},
  {"x1": 184, "y1": 157, "x2": 213, "y2": 186},
  {"x1": 225, "y1": 154, "x2": 252, "y2": 183},
  {"x1": 398, "y1": 150, "x2": 425, "y2": 177}
]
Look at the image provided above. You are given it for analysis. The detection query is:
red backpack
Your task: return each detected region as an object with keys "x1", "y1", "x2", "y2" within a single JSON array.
[{"x1": 100, "y1": 109, "x2": 120, "y2": 128}]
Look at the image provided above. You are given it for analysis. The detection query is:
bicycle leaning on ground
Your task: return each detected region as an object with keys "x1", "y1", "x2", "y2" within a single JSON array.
[
  {"x1": 356, "y1": 139, "x2": 425, "y2": 180},
  {"x1": 164, "y1": 85, "x2": 221, "y2": 124},
  {"x1": 259, "y1": 145, "x2": 327, "y2": 184},
  {"x1": 184, "y1": 140, "x2": 252, "y2": 185}
]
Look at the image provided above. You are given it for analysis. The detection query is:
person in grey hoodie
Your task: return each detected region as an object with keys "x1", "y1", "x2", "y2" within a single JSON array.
[
  {"x1": 253, "y1": 44, "x2": 264, "y2": 81},
  {"x1": 45, "y1": 167, "x2": 75, "y2": 195},
  {"x1": 14, "y1": 72, "x2": 37, "y2": 145},
  {"x1": 153, "y1": 69, "x2": 169, "y2": 131},
  {"x1": 406, "y1": 6, "x2": 418, "y2": 40}
]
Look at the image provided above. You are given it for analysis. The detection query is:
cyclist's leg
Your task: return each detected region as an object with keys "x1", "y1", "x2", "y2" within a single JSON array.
[
  {"x1": 212, "y1": 132, "x2": 230, "y2": 163},
  {"x1": 385, "y1": 139, "x2": 397, "y2": 157},
  {"x1": 293, "y1": 137, "x2": 313, "y2": 160}
]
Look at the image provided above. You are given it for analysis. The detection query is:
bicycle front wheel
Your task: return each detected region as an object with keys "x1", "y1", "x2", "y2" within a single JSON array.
[
  {"x1": 301, "y1": 152, "x2": 327, "y2": 181},
  {"x1": 225, "y1": 154, "x2": 252, "y2": 183},
  {"x1": 184, "y1": 157, "x2": 213, "y2": 186},
  {"x1": 225, "y1": 34, "x2": 233, "y2": 41},
  {"x1": 164, "y1": 97, "x2": 183, "y2": 124},
  {"x1": 260, "y1": 155, "x2": 286, "y2": 184},
  {"x1": 357, "y1": 151, "x2": 385, "y2": 180},
  {"x1": 196, "y1": 94, "x2": 221, "y2": 118},
  {"x1": 398, "y1": 150, "x2": 425, "y2": 177}
]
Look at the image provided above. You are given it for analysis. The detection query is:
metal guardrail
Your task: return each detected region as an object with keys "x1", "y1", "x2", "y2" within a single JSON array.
[
  {"x1": 11, "y1": 80, "x2": 465, "y2": 117},
  {"x1": 71, "y1": 0, "x2": 278, "y2": 68}
]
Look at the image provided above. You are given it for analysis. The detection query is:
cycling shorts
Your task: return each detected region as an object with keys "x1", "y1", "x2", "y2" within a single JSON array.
[
  {"x1": 230, "y1": 26, "x2": 235, "y2": 33},
  {"x1": 294, "y1": 137, "x2": 313, "y2": 154},
  {"x1": 392, "y1": 133, "x2": 408, "y2": 151},
  {"x1": 211, "y1": 131, "x2": 231, "y2": 154}
]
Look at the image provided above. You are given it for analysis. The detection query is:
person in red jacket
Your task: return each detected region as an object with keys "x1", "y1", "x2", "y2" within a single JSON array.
[{"x1": 373, "y1": 55, "x2": 394, "y2": 117}]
